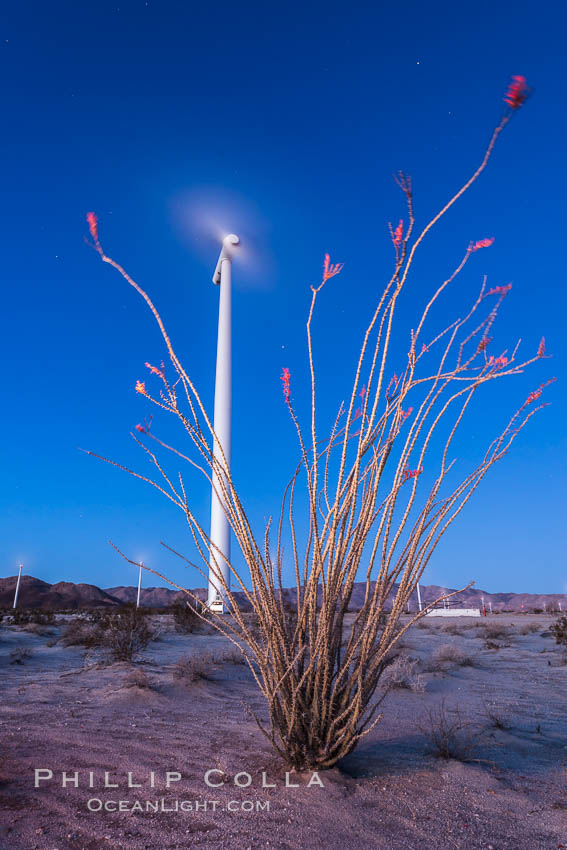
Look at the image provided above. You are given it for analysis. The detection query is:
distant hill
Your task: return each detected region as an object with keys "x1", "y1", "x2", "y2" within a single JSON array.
[
  {"x1": 0, "y1": 576, "x2": 120, "y2": 610},
  {"x1": 106, "y1": 585, "x2": 198, "y2": 607},
  {"x1": 1, "y1": 574, "x2": 564, "y2": 613}
]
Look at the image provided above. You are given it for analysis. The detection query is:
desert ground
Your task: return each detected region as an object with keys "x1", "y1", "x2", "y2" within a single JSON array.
[{"x1": 1, "y1": 612, "x2": 566, "y2": 850}]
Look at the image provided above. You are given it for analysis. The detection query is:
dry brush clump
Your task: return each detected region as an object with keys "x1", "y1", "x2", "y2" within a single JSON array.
[
  {"x1": 171, "y1": 599, "x2": 206, "y2": 633},
  {"x1": 483, "y1": 701, "x2": 512, "y2": 731},
  {"x1": 61, "y1": 607, "x2": 154, "y2": 661},
  {"x1": 122, "y1": 668, "x2": 155, "y2": 690},
  {"x1": 482, "y1": 623, "x2": 510, "y2": 641},
  {"x1": 9, "y1": 646, "x2": 33, "y2": 665},
  {"x1": 424, "y1": 643, "x2": 476, "y2": 672},
  {"x1": 440, "y1": 622, "x2": 465, "y2": 636},
  {"x1": 421, "y1": 699, "x2": 483, "y2": 761},
  {"x1": 380, "y1": 654, "x2": 425, "y2": 694},
  {"x1": 11, "y1": 609, "x2": 56, "y2": 627},
  {"x1": 550, "y1": 615, "x2": 567, "y2": 647},
  {"x1": 85, "y1": 77, "x2": 550, "y2": 770},
  {"x1": 173, "y1": 651, "x2": 214, "y2": 684}
]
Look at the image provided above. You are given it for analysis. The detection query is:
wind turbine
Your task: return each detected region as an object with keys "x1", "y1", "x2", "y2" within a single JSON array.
[
  {"x1": 208, "y1": 234, "x2": 240, "y2": 613},
  {"x1": 13, "y1": 563, "x2": 23, "y2": 609},
  {"x1": 136, "y1": 562, "x2": 143, "y2": 608}
]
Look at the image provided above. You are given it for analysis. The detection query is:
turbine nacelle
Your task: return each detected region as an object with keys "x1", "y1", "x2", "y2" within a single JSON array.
[{"x1": 212, "y1": 234, "x2": 240, "y2": 284}]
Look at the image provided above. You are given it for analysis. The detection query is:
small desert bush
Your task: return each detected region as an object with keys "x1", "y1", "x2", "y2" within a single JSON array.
[
  {"x1": 102, "y1": 607, "x2": 153, "y2": 661},
  {"x1": 215, "y1": 647, "x2": 247, "y2": 666},
  {"x1": 425, "y1": 643, "x2": 475, "y2": 672},
  {"x1": 61, "y1": 619, "x2": 100, "y2": 647},
  {"x1": 518, "y1": 622, "x2": 540, "y2": 635},
  {"x1": 441, "y1": 623, "x2": 464, "y2": 636},
  {"x1": 483, "y1": 702, "x2": 512, "y2": 731},
  {"x1": 171, "y1": 600, "x2": 202, "y2": 633},
  {"x1": 123, "y1": 669, "x2": 154, "y2": 689},
  {"x1": 20, "y1": 622, "x2": 55, "y2": 636},
  {"x1": 86, "y1": 608, "x2": 112, "y2": 623},
  {"x1": 482, "y1": 623, "x2": 509, "y2": 640},
  {"x1": 550, "y1": 615, "x2": 567, "y2": 647},
  {"x1": 422, "y1": 699, "x2": 483, "y2": 761},
  {"x1": 173, "y1": 651, "x2": 214, "y2": 683},
  {"x1": 381, "y1": 654, "x2": 425, "y2": 694},
  {"x1": 61, "y1": 607, "x2": 153, "y2": 661},
  {"x1": 10, "y1": 646, "x2": 32, "y2": 664},
  {"x1": 12, "y1": 609, "x2": 55, "y2": 626},
  {"x1": 484, "y1": 639, "x2": 501, "y2": 650}
]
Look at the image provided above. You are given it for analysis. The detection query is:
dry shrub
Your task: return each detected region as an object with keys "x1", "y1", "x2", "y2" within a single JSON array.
[
  {"x1": 215, "y1": 648, "x2": 247, "y2": 666},
  {"x1": 12, "y1": 609, "x2": 56, "y2": 626},
  {"x1": 422, "y1": 699, "x2": 482, "y2": 761},
  {"x1": 103, "y1": 608, "x2": 153, "y2": 661},
  {"x1": 483, "y1": 702, "x2": 512, "y2": 731},
  {"x1": 482, "y1": 623, "x2": 509, "y2": 640},
  {"x1": 381, "y1": 654, "x2": 425, "y2": 693},
  {"x1": 425, "y1": 643, "x2": 475, "y2": 672},
  {"x1": 61, "y1": 608, "x2": 153, "y2": 661},
  {"x1": 173, "y1": 652, "x2": 214, "y2": 683},
  {"x1": 518, "y1": 622, "x2": 540, "y2": 635},
  {"x1": 484, "y1": 639, "x2": 501, "y2": 651},
  {"x1": 550, "y1": 615, "x2": 567, "y2": 647},
  {"x1": 60, "y1": 619, "x2": 100, "y2": 647},
  {"x1": 20, "y1": 622, "x2": 55, "y2": 636},
  {"x1": 123, "y1": 669, "x2": 154, "y2": 689},
  {"x1": 441, "y1": 623, "x2": 464, "y2": 636},
  {"x1": 89, "y1": 81, "x2": 547, "y2": 770},
  {"x1": 171, "y1": 600, "x2": 203, "y2": 633},
  {"x1": 10, "y1": 646, "x2": 32, "y2": 664}
]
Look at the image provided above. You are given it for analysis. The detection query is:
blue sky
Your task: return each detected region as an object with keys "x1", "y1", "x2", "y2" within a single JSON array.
[{"x1": 1, "y1": 0, "x2": 565, "y2": 594}]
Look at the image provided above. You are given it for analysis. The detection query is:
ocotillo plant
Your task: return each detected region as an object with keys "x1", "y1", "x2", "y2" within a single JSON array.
[{"x1": 85, "y1": 76, "x2": 551, "y2": 770}]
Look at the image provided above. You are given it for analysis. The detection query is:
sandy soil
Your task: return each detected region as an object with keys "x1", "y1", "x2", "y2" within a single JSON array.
[{"x1": 1, "y1": 614, "x2": 566, "y2": 850}]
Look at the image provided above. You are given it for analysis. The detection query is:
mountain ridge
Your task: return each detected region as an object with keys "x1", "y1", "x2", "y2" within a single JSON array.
[{"x1": 0, "y1": 575, "x2": 564, "y2": 612}]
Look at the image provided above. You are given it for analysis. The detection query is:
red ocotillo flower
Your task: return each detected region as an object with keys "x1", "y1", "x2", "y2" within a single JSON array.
[
  {"x1": 359, "y1": 384, "x2": 366, "y2": 399},
  {"x1": 86, "y1": 211, "x2": 99, "y2": 242},
  {"x1": 470, "y1": 237, "x2": 494, "y2": 252},
  {"x1": 486, "y1": 283, "x2": 512, "y2": 296},
  {"x1": 537, "y1": 337, "x2": 546, "y2": 357},
  {"x1": 145, "y1": 361, "x2": 164, "y2": 378},
  {"x1": 400, "y1": 407, "x2": 413, "y2": 422},
  {"x1": 477, "y1": 335, "x2": 492, "y2": 353},
  {"x1": 504, "y1": 75, "x2": 529, "y2": 109},
  {"x1": 390, "y1": 219, "x2": 403, "y2": 248},
  {"x1": 280, "y1": 367, "x2": 291, "y2": 403},
  {"x1": 402, "y1": 467, "x2": 423, "y2": 483},
  {"x1": 135, "y1": 380, "x2": 146, "y2": 394},
  {"x1": 322, "y1": 253, "x2": 344, "y2": 282},
  {"x1": 135, "y1": 415, "x2": 152, "y2": 434},
  {"x1": 526, "y1": 386, "x2": 544, "y2": 404},
  {"x1": 488, "y1": 355, "x2": 508, "y2": 371},
  {"x1": 386, "y1": 374, "x2": 399, "y2": 397}
]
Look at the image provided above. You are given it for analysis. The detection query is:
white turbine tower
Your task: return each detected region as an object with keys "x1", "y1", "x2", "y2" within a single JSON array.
[
  {"x1": 136, "y1": 562, "x2": 143, "y2": 608},
  {"x1": 13, "y1": 563, "x2": 23, "y2": 609},
  {"x1": 208, "y1": 234, "x2": 240, "y2": 613}
]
